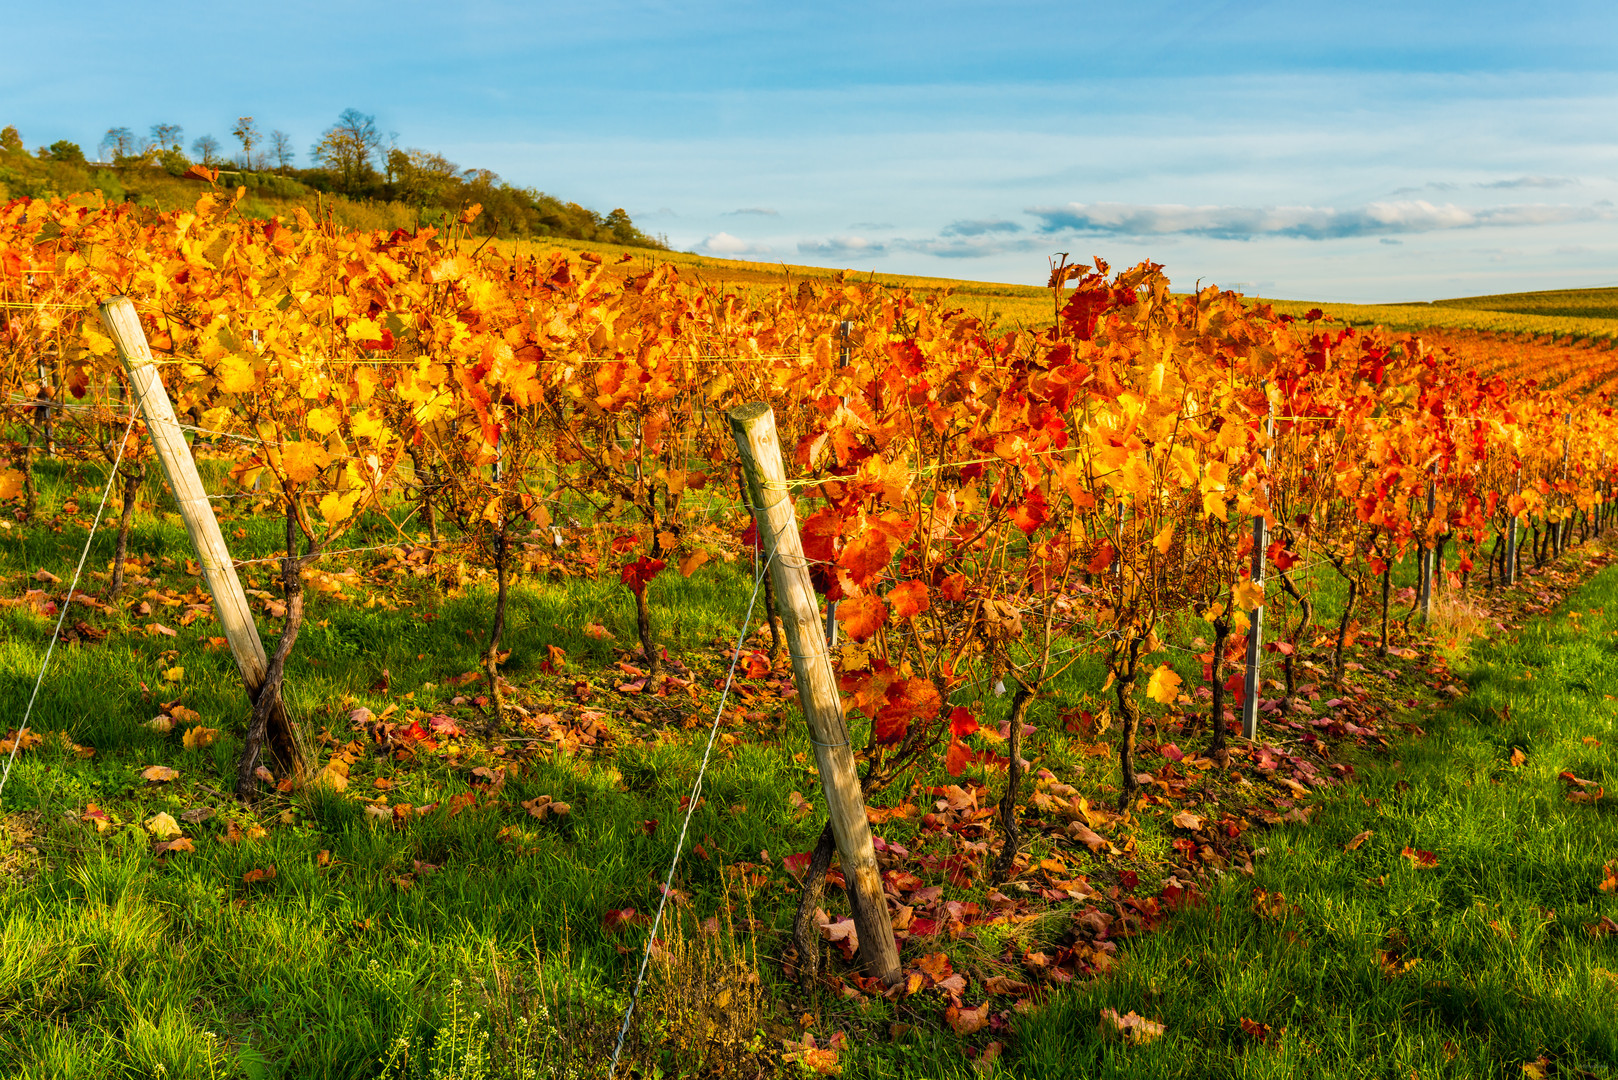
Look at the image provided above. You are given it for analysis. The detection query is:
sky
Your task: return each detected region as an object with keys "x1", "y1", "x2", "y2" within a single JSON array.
[{"x1": 5, "y1": 1, "x2": 1617, "y2": 302}]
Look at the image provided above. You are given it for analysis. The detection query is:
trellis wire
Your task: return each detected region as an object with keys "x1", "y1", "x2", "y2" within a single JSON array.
[
  {"x1": 605, "y1": 547, "x2": 775, "y2": 1079},
  {"x1": 0, "y1": 405, "x2": 138, "y2": 800}
]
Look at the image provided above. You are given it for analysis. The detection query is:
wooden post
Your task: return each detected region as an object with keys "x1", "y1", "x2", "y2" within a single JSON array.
[
  {"x1": 729, "y1": 401, "x2": 902, "y2": 985},
  {"x1": 1240, "y1": 392, "x2": 1275, "y2": 740},
  {"x1": 98, "y1": 296, "x2": 310, "y2": 779}
]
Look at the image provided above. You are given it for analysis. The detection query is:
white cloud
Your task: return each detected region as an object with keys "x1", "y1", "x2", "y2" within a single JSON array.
[
  {"x1": 1026, "y1": 200, "x2": 1607, "y2": 240},
  {"x1": 700, "y1": 231, "x2": 772, "y2": 255},
  {"x1": 798, "y1": 236, "x2": 887, "y2": 257}
]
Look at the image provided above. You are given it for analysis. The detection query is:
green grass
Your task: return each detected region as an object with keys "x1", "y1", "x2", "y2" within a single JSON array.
[
  {"x1": 1, "y1": 448, "x2": 1611, "y2": 1078},
  {"x1": 1001, "y1": 560, "x2": 1618, "y2": 1079}
]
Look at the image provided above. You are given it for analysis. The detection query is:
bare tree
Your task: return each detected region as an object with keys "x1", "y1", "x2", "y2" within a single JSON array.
[
  {"x1": 231, "y1": 116, "x2": 260, "y2": 168},
  {"x1": 100, "y1": 126, "x2": 137, "y2": 161},
  {"x1": 269, "y1": 129, "x2": 295, "y2": 170},
  {"x1": 191, "y1": 135, "x2": 222, "y2": 166},
  {"x1": 310, "y1": 108, "x2": 381, "y2": 191},
  {"x1": 150, "y1": 123, "x2": 183, "y2": 151}
]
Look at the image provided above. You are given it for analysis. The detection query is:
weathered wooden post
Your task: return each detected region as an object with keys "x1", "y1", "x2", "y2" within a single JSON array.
[
  {"x1": 1420, "y1": 475, "x2": 1435, "y2": 623},
  {"x1": 824, "y1": 321, "x2": 851, "y2": 648},
  {"x1": 729, "y1": 401, "x2": 902, "y2": 985},
  {"x1": 98, "y1": 296, "x2": 311, "y2": 780}
]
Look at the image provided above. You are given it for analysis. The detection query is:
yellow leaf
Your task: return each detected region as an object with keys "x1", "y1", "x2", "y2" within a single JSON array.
[
  {"x1": 1152, "y1": 523, "x2": 1175, "y2": 555},
  {"x1": 318, "y1": 489, "x2": 361, "y2": 527},
  {"x1": 317, "y1": 758, "x2": 350, "y2": 792},
  {"x1": 351, "y1": 408, "x2": 388, "y2": 442},
  {"x1": 1233, "y1": 578, "x2": 1265, "y2": 612},
  {"x1": 162, "y1": 666, "x2": 184, "y2": 683},
  {"x1": 678, "y1": 549, "x2": 710, "y2": 578},
  {"x1": 183, "y1": 726, "x2": 220, "y2": 750},
  {"x1": 216, "y1": 355, "x2": 257, "y2": 394},
  {"x1": 1202, "y1": 490, "x2": 1228, "y2": 521},
  {"x1": 0, "y1": 469, "x2": 23, "y2": 501},
  {"x1": 1146, "y1": 664, "x2": 1182, "y2": 705},
  {"x1": 306, "y1": 407, "x2": 341, "y2": 436},
  {"x1": 345, "y1": 317, "x2": 384, "y2": 342},
  {"x1": 277, "y1": 441, "x2": 330, "y2": 484},
  {"x1": 145, "y1": 812, "x2": 182, "y2": 840}
]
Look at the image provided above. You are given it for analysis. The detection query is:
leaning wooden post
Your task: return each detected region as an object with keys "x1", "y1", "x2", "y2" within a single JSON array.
[
  {"x1": 729, "y1": 401, "x2": 902, "y2": 986},
  {"x1": 1420, "y1": 474, "x2": 1435, "y2": 623},
  {"x1": 98, "y1": 296, "x2": 311, "y2": 780}
]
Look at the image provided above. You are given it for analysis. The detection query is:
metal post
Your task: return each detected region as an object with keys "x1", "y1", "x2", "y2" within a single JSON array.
[
  {"x1": 1240, "y1": 390, "x2": 1275, "y2": 740},
  {"x1": 1420, "y1": 476, "x2": 1435, "y2": 623},
  {"x1": 824, "y1": 320, "x2": 851, "y2": 648}
]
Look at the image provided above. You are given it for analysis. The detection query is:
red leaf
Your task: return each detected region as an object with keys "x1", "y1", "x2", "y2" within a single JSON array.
[
  {"x1": 874, "y1": 678, "x2": 942, "y2": 744},
  {"x1": 619, "y1": 557, "x2": 667, "y2": 596},
  {"x1": 945, "y1": 737, "x2": 973, "y2": 777},
  {"x1": 839, "y1": 529, "x2": 895, "y2": 588},
  {"x1": 1087, "y1": 542, "x2": 1116, "y2": 575},
  {"x1": 948, "y1": 706, "x2": 979, "y2": 739},
  {"x1": 1010, "y1": 487, "x2": 1050, "y2": 535}
]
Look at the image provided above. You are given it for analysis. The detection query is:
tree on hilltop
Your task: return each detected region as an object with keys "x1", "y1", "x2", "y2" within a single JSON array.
[{"x1": 311, "y1": 109, "x2": 382, "y2": 193}]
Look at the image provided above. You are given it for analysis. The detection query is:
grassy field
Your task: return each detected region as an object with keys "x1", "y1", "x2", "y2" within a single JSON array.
[{"x1": 1, "y1": 436, "x2": 1615, "y2": 1078}]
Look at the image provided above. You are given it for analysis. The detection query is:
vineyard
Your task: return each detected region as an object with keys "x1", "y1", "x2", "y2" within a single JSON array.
[{"x1": 2, "y1": 186, "x2": 1617, "y2": 1078}]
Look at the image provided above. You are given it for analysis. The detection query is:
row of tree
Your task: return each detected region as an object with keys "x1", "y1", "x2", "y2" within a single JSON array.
[{"x1": 1, "y1": 112, "x2": 666, "y2": 248}]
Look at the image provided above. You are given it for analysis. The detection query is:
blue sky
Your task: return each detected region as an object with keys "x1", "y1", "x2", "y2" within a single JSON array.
[{"x1": 5, "y1": 1, "x2": 1616, "y2": 301}]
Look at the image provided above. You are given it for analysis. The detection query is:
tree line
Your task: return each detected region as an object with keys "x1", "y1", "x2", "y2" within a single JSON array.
[{"x1": 0, "y1": 111, "x2": 666, "y2": 249}]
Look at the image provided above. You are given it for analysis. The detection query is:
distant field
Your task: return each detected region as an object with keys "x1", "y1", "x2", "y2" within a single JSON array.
[
  {"x1": 1258, "y1": 292, "x2": 1618, "y2": 342},
  {"x1": 486, "y1": 236, "x2": 1059, "y2": 328},
  {"x1": 486, "y1": 234, "x2": 1618, "y2": 342}
]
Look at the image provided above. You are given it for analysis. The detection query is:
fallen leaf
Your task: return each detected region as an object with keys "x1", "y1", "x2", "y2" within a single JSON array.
[
  {"x1": 242, "y1": 866, "x2": 277, "y2": 884},
  {"x1": 1098, "y1": 1007, "x2": 1165, "y2": 1045},
  {"x1": 1508, "y1": 747, "x2": 1527, "y2": 767},
  {"x1": 153, "y1": 837, "x2": 195, "y2": 855},
  {"x1": 1171, "y1": 810, "x2": 1204, "y2": 831},
  {"x1": 162, "y1": 666, "x2": 185, "y2": 683},
  {"x1": 182, "y1": 726, "x2": 220, "y2": 750},
  {"x1": 141, "y1": 765, "x2": 178, "y2": 783},
  {"x1": 945, "y1": 1002, "x2": 992, "y2": 1036},
  {"x1": 145, "y1": 812, "x2": 182, "y2": 839},
  {"x1": 583, "y1": 622, "x2": 614, "y2": 640},
  {"x1": 1345, "y1": 830, "x2": 1373, "y2": 851},
  {"x1": 1401, "y1": 846, "x2": 1438, "y2": 868}
]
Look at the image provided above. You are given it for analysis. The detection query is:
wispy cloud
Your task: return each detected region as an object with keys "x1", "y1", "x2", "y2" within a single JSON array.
[
  {"x1": 798, "y1": 236, "x2": 887, "y2": 257},
  {"x1": 1026, "y1": 200, "x2": 1607, "y2": 240},
  {"x1": 940, "y1": 218, "x2": 1024, "y2": 237},
  {"x1": 700, "y1": 231, "x2": 772, "y2": 255},
  {"x1": 1474, "y1": 176, "x2": 1576, "y2": 190},
  {"x1": 724, "y1": 207, "x2": 779, "y2": 216}
]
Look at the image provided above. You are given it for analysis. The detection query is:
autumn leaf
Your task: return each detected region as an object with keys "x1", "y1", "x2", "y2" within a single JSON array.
[
  {"x1": 583, "y1": 622, "x2": 614, "y2": 640},
  {"x1": 678, "y1": 549, "x2": 710, "y2": 577},
  {"x1": 874, "y1": 678, "x2": 942, "y2": 744},
  {"x1": 945, "y1": 1002, "x2": 992, "y2": 1036},
  {"x1": 1345, "y1": 830, "x2": 1373, "y2": 851},
  {"x1": 1097, "y1": 1008, "x2": 1165, "y2": 1044},
  {"x1": 887, "y1": 579, "x2": 930, "y2": 618},
  {"x1": 316, "y1": 758, "x2": 350, "y2": 791},
  {"x1": 1233, "y1": 577, "x2": 1265, "y2": 612},
  {"x1": 182, "y1": 726, "x2": 220, "y2": 750},
  {"x1": 141, "y1": 765, "x2": 179, "y2": 783},
  {"x1": 835, "y1": 593, "x2": 887, "y2": 642},
  {"x1": 153, "y1": 837, "x2": 196, "y2": 855},
  {"x1": 618, "y1": 556, "x2": 666, "y2": 596},
  {"x1": 242, "y1": 866, "x2": 277, "y2": 885},
  {"x1": 1171, "y1": 810, "x2": 1204, "y2": 831},
  {"x1": 1401, "y1": 846, "x2": 1438, "y2": 868},
  {"x1": 162, "y1": 665, "x2": 184, "y2": 683},
  {"x1": 1152, "y1": 522, "x2": 1175, "y2": 555},
  {"x1": 948, "y1": 706, "x2": 980, "y2": 739},
  {"x1": 1508, "y1": 747, "x2": 1527, "y2": 767},
  {"x1": 145, "y1": 812, "x2": 182, "y2": 840},
  {"x1": 1145, "y1": 664, "x2": 1182, "y2": 705}
]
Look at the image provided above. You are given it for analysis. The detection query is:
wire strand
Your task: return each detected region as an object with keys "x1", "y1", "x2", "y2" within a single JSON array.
[{"x1": 0, "y1": 405, "x2": 138, "y2": 799}]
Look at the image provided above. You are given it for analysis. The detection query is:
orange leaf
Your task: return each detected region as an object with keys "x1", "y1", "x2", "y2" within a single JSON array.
[
  {"x1": 835, "y1": 594, "x2": 887, "y2": 642},
  {"x1": 242, "y1": 866, "x2": 277, "y2": 884},
  {"x1": 888, "y1": 580, "x2": 929, "y2": 618},
  {"x1": 1344, "y1": 830, "x2": 1373, "y2": 851},
  {"x1": 874, "y1": 678, "x2": 942, "y2": 744},
  {"x1": 141, "y1": 765, "x2": 178, "y2": 783},
  {"x1": 945, "y1": 1002, "x2": 992, "y2": 1036}
]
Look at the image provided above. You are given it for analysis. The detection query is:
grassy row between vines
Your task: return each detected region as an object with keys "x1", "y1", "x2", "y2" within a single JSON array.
[{"x1": 0, "y1": 447, "x2": 1614, "y2": 1078}]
